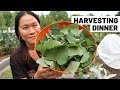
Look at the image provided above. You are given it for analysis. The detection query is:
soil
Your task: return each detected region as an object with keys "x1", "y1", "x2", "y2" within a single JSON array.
[{"x1": 96, "y1": 56, "x2": 120, "y2": 79}]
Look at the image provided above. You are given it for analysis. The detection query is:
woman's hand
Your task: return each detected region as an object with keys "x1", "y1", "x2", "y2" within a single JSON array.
[{"x1": 34, "y1": 65, "x2": 62, "y2": 79}]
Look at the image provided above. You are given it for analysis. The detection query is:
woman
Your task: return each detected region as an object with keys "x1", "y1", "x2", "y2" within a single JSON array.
[{"x1": 10, "y1": 11, "x2": 62, "y2": 79}]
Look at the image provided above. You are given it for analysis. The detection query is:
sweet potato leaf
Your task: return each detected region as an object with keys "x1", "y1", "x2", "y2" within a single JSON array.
[
  {"x1": 46, "y1": 39, "x2": 62, "y2": 49},
  {"x1": 80, "y1": 46, "x2": 88, "y2": 53},
  {"x1": 81, "y1": 52, "x2": 94, "y2": 68},
  {"x1": 85, "y1": 38, "x2": 94, "y2": 46},
  {"x1": 45, "y1": 59, "x2": 54, "y2": 66},
  {"x1": 80, "y1": 52, "x2": 89, "y2": 63},
  {"x1": 36, "y1": 56, "x2": 48, "y2": 67},
  {"x1": 68, "y1": 47, "x2": 83, "y2": 57},
  {"x1": 44, "y1": 48, "x2": 57, "y2": 61},
  {"x1": 60, "y1": 28, "x2": 69, "y2": 35},
  {"x1": 45, "y1": 60, "x2": 59, "y2": 69},
  {"x1": 71, "y1": 28, "x2": 82, "y2": 37},
  {"x1": 64, "y1": 61, "x2": 80, "y2": 73},
  {"x1": 66, "y1": 32, "x2": 76, "y2": 44},
  {"x1": 44, "y1": 46, "x2": 69, "y2": 65},
  {"x1": 56, "y1": 46, "x2": 69, "y2": 65},
  {"x1": 35, "y1": 42, "x2": 46, "y2": 55}
]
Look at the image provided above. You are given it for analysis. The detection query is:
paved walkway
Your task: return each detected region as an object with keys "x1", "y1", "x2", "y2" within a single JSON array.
[{"x1": 0, "y1": 57, "x2": 10, "y2": 75}]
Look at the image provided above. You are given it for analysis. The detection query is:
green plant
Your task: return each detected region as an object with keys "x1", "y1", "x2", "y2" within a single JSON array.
[
  {"x1": 35, "y1": 23, "x2": 97, "y2": 75},
  {"x1": 0, "y1": 30, "x2": 19, "y2": 55}
]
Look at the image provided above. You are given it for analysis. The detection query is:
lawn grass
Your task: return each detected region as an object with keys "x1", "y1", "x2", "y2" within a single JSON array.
[{"x1": 0, "y1": 66, "x2": 12, "y2": 79}]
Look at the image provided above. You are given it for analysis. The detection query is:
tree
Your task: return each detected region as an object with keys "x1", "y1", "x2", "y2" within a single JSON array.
[
  {"x1": 87, "y1": 13, "x2": 94, "y2": 16},
  {"x1": 2, "y1": 11, "x2": 13, "y2": 27},
  {"x1": 0, "y1": 12, "x2": 5, "y2": 29},
  {"x1": 106, "y1": 14, "x2": 110, "y2": 16},
  {"x1": 70, "y1": 14, "x2": 82, "y2": 18},
  {"x1": 49, "y1": 11, "x2": 69, "y2": 22},
  {"x1": 70, "y1": 14, "x2": 83, "y2": 21},
  {"x1": 39, "y1": 14, "x2": 54, "y2": 29},
  {"x1": 11, "y1": 11, "x2": 19, "y2": 26},
  {"x1": 115, "y1": 11, "x2": 120, "y2": 16},
  {"x1": 71, "y1": 14, "x2": 81, "y2": 16}
]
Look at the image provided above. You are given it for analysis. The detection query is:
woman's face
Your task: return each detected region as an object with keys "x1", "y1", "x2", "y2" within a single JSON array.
[{"x1": 18, "y1": 14, "x2": 41, "y2": 45}]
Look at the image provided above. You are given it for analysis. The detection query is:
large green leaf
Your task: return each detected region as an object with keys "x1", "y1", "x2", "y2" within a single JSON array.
[
  {"x1": 60, "y1": 28, "x2": 69, "y2": 35},
  {"x1": 64, "y1": 61, "x2": 80, "y2": 73},
  {"x1": 45, "y1": 60, "x2": 59, "y2": 69},
  {"x1": 80, "y1": 52, "x2": 89, "y2": 63},
  {"x1": 80, "y1": 46, "x2": 88, "y2": 53},
  {"x1": 81, "y1": 41, "x2": 87, "y2": 47},
  {"x1": 44, "y1": 48, "x2": 57, "y2": 61},
  {"x1": 66, "y1": 32, "x2": 76, "y2": 44},
  {"x1": 52, "y1": 35, "x2": 61, "y2": 41},
  {"x1": 85, "y1": 38, "x2": 94, "y2": 46},
  {"x1": 36, "y1": 56, "x2": 48, "y2": 67},
  {"x1": 68, "y1": 47, "x2": 83, "y2": 57},
  {"x1": 44, "y1": 46, "x2": 69, "y2": 65},
  {"x1": 35, "y1": 42, "x2": 46, "y2": 55},
  {"x1": 56, "y1": 46, "x2": 69, "y2": 65},
  {"x1": 71, "y1": 28, "x2": 82, "y2": 38},
  {"x1": 45, "y1": 59, "x2": 54, "y2": 66},
  {"x1": 81, "y1": 52, "x2": 94, "y2": 68},
  {"x1": 46, "y1": 39, "x2": 62, "y2": 49}
]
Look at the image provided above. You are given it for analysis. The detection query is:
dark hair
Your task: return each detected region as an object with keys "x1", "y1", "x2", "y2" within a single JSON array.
[
  {"x1": 15, "y1": 11, "x2": 40, "y2": 65},
  {"x1": 15, "y1": 11, "x2": 40, "y2": 38}
]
